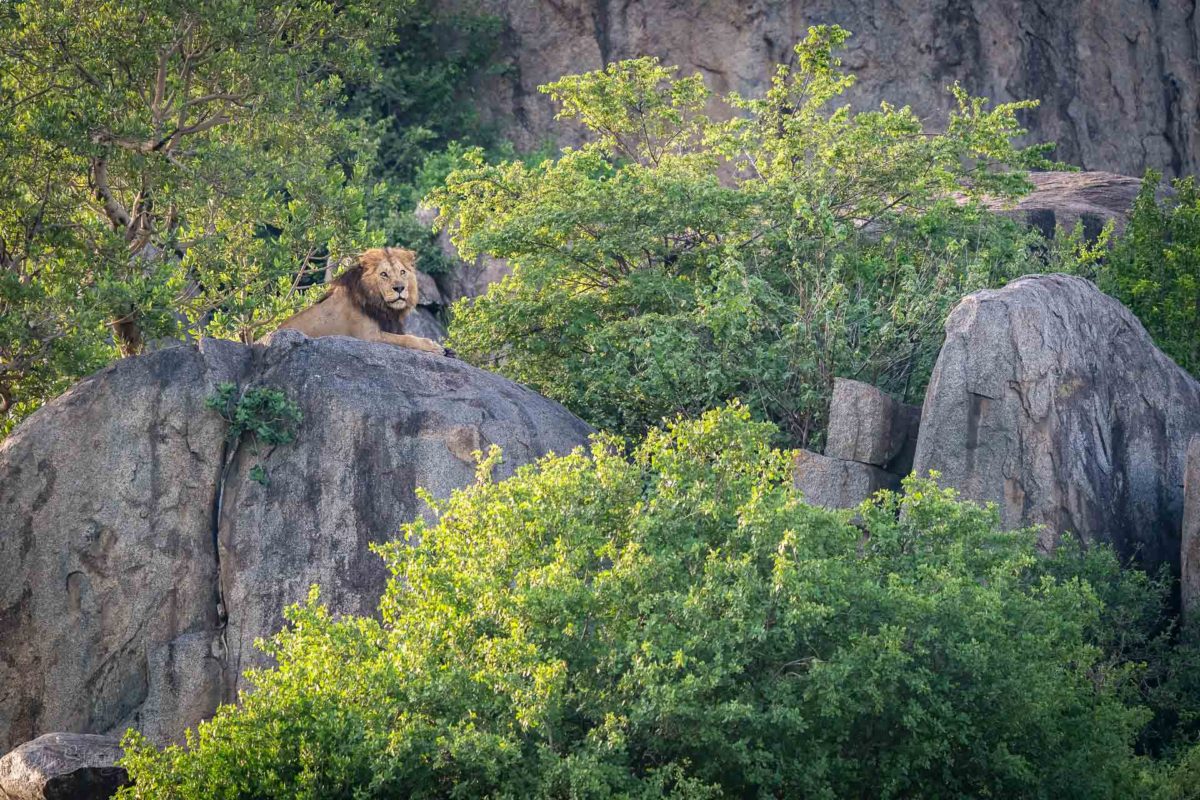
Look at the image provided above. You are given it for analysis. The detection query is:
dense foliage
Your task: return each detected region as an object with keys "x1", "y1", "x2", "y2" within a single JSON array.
[
  {"x1": 1095, "y1": 171, "x2": 1200, "y2": 377},
  {"x1": 433, "y1": 26, "x2": 1053, "y2": 447},
  {"x1": 0, "y1": 0, "x2": 500, "y2": 435},
  {"x1": 342, "y1": 0, "x2": 506, "y2": 261},
  {"x1": 119, "y1": 404, "x2": 1178, "y2": 799}
]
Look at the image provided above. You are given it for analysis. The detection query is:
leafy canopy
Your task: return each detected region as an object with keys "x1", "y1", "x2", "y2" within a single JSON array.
[
  {"x1": 1096, "y1": 171, "x2": 1200, "y2": 377},
  {"x1": 0, "y1": 0, "x2": 498, "y2": 435},
  {"x1": 432, "y1": 25, "x2": 1055, "y2": 447},
  {"x1": 120, "y1": 404, "x2": 1162, "y2": 799}
]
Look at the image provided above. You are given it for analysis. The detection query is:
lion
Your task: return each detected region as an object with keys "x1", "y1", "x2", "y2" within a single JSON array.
[{"x1": 276, "y1": 247, "x2": 447, "y2": 355}]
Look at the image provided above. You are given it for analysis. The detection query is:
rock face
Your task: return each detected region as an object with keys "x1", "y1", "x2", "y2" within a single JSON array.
[
  {"x1": 0, "y1": 733, "x2": 127, "y2": 800},
  {"x1": 984, "y1": 171, "x2": 1152, "y2": 240},
  {"x1": 793, "y1": 449, "x2": 900, "y2": 511},
  {"x1": 466, "y1": 0, "x2": 1198, "y2": 179},
  {"x1": 793, "y1": 378, "x2": 917, "y2": 511},
  {"x1": 406, "y1": 271, "x2": 449, "y2": 342},
  {"x1": 1183, "y1": 437, "x2": 1200, "y2": 622},
  {"x1": 825, "y1": 378, "x2": 920, "y2": 474},
  {"x1": 0, "y1": 332, "x2": 593, "y2": 753},
  {"x1": 913, "y1": 274, "x2": 1200, "y2": 566},
  {"x1": 0, "y1": 341, "x2": 243, "y2": 757},
  {"x1": 404, "y1": 307, "x2": 448, "y2": 342},
  {"x1": 415, "y1": 205, "x2": 512, "y2": 306}
]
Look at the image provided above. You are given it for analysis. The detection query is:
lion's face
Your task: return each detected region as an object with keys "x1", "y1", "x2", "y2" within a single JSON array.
[{"x1": 361, "y1": 247, "x2": 419, "y2": 313}]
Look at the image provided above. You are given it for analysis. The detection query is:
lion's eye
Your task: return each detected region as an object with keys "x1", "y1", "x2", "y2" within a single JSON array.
[{"x1": 380, "y1": 271, "x2": 389, "y2": 278}]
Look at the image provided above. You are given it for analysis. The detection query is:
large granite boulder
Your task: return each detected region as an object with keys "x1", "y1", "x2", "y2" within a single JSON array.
[
  {"x1": 0, "y1": 733, "x2": 127, "y2": 800},
  {"x1": 913, "y1": 274, "x2": 1200, "y2": 566},
  {"x1": 0, "y1": 332, "x2": 592, "y2": 753},
  {"x1": 0, "y1": 340, "x2": 244, "y2": 757}
]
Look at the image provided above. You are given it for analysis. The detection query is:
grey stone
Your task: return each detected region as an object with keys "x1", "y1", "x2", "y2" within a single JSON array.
[
  {"x1": 416, "y1": 271, "x2": 443, "y2": 308},
  {"x1": 0, "y1": 733, "x2": 128, "y2": 800},
  {"x1": 824, "y1": 378, "x2": 919, "y2": 473},
  {"x1": 464, "y1": 1, "x2": 1198, "y2": 179},
  {"x1": 0, "y1": 339, "x2": 245, "y2": 754},
  {"x1": 404, "y1": 307, "x2": 448, "y2": 342},
  {"x1": 216, "y1": 330, "x2": 593, "y2": 698},
  {"x1": 415, "y1": 205, "x2": 512, "y2": 305},
  {"x1": 983, "y1": 171, "x2": 1161, "y2": 239},
  {"x1": 1183, "y1": 437, "x2": 1200, "y2": 623},
  {"x1": 793, "y1": 449, "x2": 900, "y2": 511},
  {"x1": 0, "y1": 331, "x2": 593, "y2": 752},
  {"x1": 912, "y1": 274, "x2": 1200, "y2": 566}
]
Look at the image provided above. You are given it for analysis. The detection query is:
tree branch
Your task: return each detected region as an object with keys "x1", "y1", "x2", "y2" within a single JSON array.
[{"x1": 90, "y1": 158, "x2": 132, "y2": 230}]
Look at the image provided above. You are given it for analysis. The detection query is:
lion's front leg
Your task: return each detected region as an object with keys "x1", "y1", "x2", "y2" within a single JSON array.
[{"x1": 375, "y1": 331, "x2": 448, "y2": 356}]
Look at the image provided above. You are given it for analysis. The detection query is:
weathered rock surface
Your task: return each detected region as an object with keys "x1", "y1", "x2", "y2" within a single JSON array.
[
  {"x1": 0, "y1": 733, "x2": 127, "y2": 800},
  {"x1": 984, "y1": 171, "x2": 1153, "y2": 239},
  {"x1": 824, "y1": 378, "x2": 920, "y2": 474},
  {"x1": 404, "y1": 307, "x2": 448, "y2": 342},
  {"x1": 0, "y1": 332, "x2": 592, "y2": 753},
  {"x1": 913, "y1": 274, "x2": 1200, "y2": 565},
  {"x1": 0, "y1": 340, "x2": 244, "y2": 755},
  {"x1": 1183, "y1": 437, "x2": 1200, "y2": 622},
  {"x1": 415, "y1": 205, "x2": 512, "y2": 306},
  {"x1": 793, "y1": 449, "x2": 900, "y2": 511},
  {"x1": 466, "y1": 0, "x2": 1199, "y2": 179}
]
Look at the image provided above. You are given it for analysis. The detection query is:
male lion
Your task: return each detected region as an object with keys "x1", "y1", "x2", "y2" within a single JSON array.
[{"x1": 277, "y1": 247, "x2": 447, "y2": 355}]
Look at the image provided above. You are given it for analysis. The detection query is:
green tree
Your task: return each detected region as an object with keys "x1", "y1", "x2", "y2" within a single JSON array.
[
  {"x1": 119, "y1": 404, "x2": 1161, "y2": 799},
  {"x1": 431, "y1": 25, "x2": 1054, "y2": 447},
  {"x1": 341, "y1": 0, "x2": 508, "y2": 269},
  {"x1": 0, "y1": 0, "x2": 407, "y2": 433},
  {"x1": 1095, "y1": 171, "x2": 1200, "y2": 376}
]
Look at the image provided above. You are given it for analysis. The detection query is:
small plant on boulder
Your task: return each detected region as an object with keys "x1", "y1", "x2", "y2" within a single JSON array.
[{"x1": 206, "y1": 383, "x2": 302, "y2": 486}]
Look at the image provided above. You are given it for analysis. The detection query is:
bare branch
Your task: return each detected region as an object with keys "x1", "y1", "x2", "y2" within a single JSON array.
[
  {"x1": 90, "y1": 158, "x2": 132, "y2": 231},
  {"x1": 163, "y1": 114, "x2": 231, "y2": 153}
]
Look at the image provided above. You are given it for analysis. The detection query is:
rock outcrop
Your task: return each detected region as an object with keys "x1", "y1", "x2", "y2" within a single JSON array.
[
  {"x1": 793, "y1": 378, "x2": 918, "y2": 510},
  {"x1": 825, "y1": 378, "x2": 920, "y2": 475},
  {"x1": 407, "y1": 271, "x2": 450, "y2": 342},
  {"x1": 912, "y1": 274, "x2": 1200, "y2": 566},
  {"x1": 793, "y1": 449, "x2": 900, "y2": 511},
  {"x1": 984, "y1": 171, "x2": 1155, "y2": 240},
  {"x1": 0, "y1": 332, "x2": 593, "y2": 753},
  {"x1": 415, "y1": 205, "x2": 512, "y2": 307},
  {"x1": 0, "y1": 733, "x2": 127, "y2": 800},
  {"x1": 466, "y1": 0, "x2": 1199, "y2": 179}
]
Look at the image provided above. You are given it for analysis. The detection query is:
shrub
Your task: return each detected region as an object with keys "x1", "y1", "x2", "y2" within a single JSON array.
[
  {"x1": 119, "y1": 405, "x2": 1158, "y2": 799},
  {"x1": 1095, "y1": 171, "x2": 1200, "y2": 377},
  {"x1": 206, "y1": 383, "x2": 303, "y2": 486},
  {"x1": 431, "y1": 25, "x2": 1054, "y2": 447}
]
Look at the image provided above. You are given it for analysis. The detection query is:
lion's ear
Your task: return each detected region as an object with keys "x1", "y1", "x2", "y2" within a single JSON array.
[{"x1": 358, "y1": 248, "x2": 384, "y2": 274}]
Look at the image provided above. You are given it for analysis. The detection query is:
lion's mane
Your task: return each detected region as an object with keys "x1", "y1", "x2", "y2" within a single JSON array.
[{"x1": 319, "y1": 255, "x2": 412, "y2": 334}]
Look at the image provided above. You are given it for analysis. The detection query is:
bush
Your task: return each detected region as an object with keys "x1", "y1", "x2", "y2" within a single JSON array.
[
  {"x1": 1094, "y1": 171, "x2": 1200, "y2": 377},
  {"x1": 119, "y1": 405, "x2": 1161, "y2": 799},
  {"x1": 431, "y1": 25, "x2": 1054, "y2": 448}
]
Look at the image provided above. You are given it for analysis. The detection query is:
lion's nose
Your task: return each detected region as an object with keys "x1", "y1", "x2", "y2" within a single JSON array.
[{"x1": 394, "y1": 285, "x2": 406, "y2": 295}]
